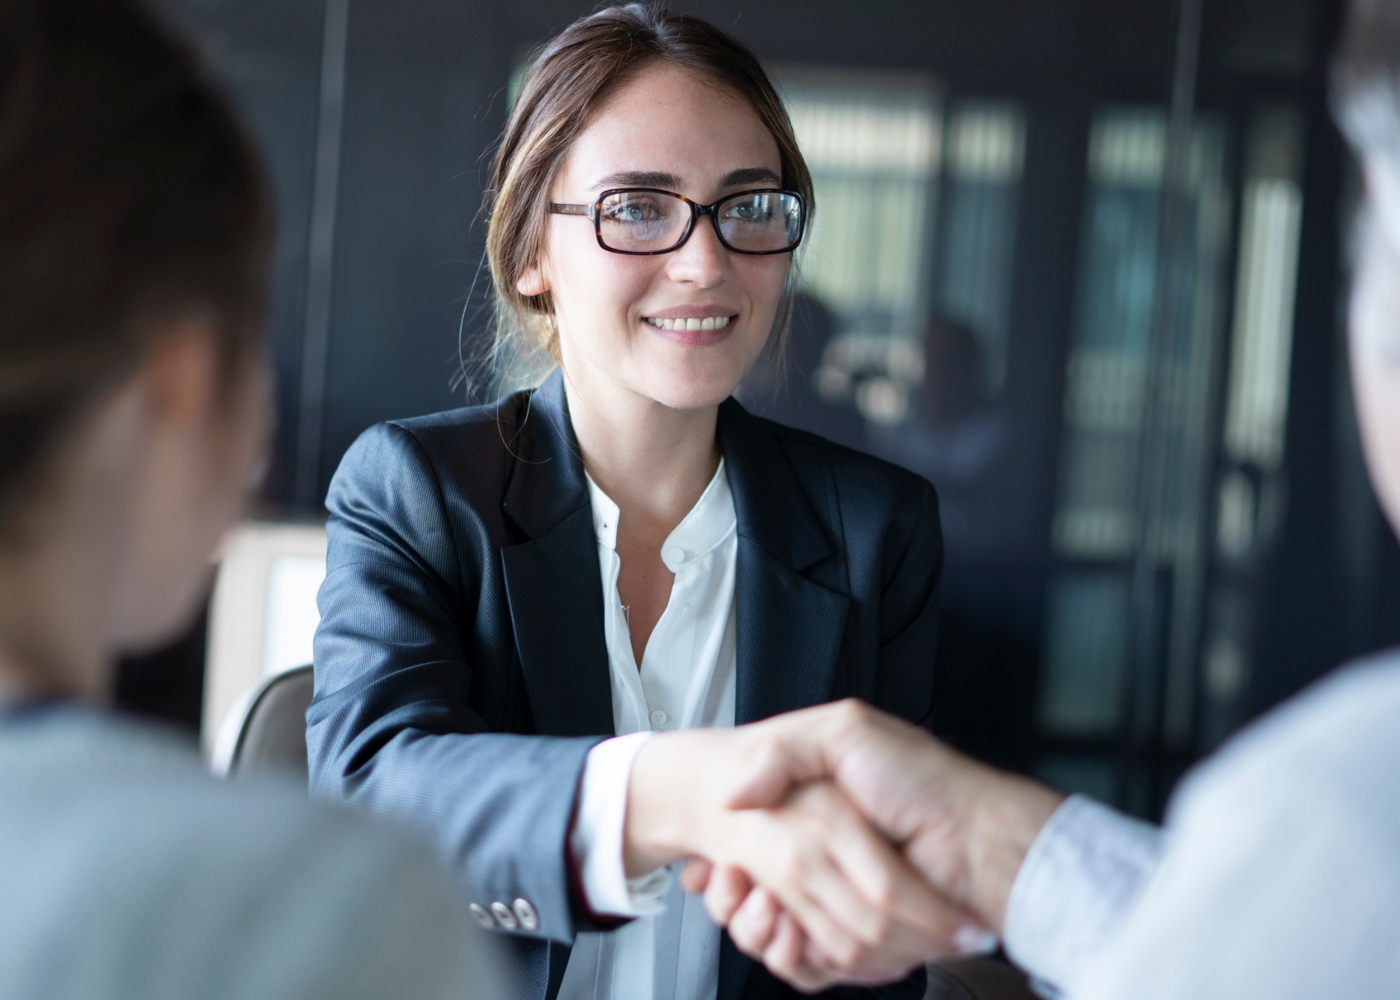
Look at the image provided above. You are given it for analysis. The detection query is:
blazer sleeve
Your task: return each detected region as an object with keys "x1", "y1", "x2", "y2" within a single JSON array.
[
  {"x1": 306, "y1": 421, "x2": 601, "y2": 944},
  {"x1": 874, "y1": 478, "x2": 943, "y2": 731}
]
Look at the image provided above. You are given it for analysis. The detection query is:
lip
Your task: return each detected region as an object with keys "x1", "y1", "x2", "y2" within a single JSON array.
[{"x1": 643, "y1": 305, "x2": 740, "y2": 320}]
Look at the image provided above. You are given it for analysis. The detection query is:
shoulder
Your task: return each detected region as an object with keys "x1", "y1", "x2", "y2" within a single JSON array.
[
  {"x1": 1171, "y1": 652, "x2": 1400, "y2": 837},
  {"x1": 336, "y1": 390, "x2": 531, "y2": 482},
  {"x1": 325, "y1": 388, "x2": 541, "y2": 535},
  {"x1": 1083, "y1": 657, "x2": 1400, "y2": 1000},
  {"x1": 0, "y1": 711, "x2": 490, "y2": 998}
]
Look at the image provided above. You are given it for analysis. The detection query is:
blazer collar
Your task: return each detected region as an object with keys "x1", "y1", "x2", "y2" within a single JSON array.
[
  {"x1": 502, "y1": 374, "x2": 836, "y2": 570},
  {"x1": 501, "y1": 368, "x2": 589, "y2": 540}
]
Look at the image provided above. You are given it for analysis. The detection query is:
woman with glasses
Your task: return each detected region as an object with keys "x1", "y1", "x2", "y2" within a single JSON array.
[{"x1": 308, "y1": 6, "x2": 954, "y2": 1000}]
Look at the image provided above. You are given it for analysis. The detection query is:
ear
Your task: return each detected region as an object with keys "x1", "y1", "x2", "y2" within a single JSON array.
[
  {"x1": 516, "y1": 262, "x2": 550, "y2": 298},
  {"x1": 140, "y1": 318, "x2": 221, "y2": 427}
]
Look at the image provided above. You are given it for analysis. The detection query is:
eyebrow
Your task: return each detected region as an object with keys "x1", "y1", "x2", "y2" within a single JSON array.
[{"x1": 592, "y1": 166, "x2": 783, "y2": 193}]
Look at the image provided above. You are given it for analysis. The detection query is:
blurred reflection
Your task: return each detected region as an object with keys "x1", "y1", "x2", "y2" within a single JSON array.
[
  {"x1": 872, "y1": 316, "x2": 1009, "y2": 547},
  {"x1": 745, "y1": 293, "x2": 868, "y2": 451}
]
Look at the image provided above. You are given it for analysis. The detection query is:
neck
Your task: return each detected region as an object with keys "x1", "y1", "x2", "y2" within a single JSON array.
[{"x1": 561, "y1": 367, "x2": 721, "y2": 533}]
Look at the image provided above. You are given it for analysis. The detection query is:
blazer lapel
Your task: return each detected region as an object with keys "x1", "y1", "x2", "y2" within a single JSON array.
[
  {"x1": 717, "y1": 401, "x2": 851, "y2": 1000},
  {"x1": 499, "y1": 370, "x2": 615, "y2": 739},
  {"x1": 719, "y1": 399, "x2": 850, "y2": 725}
]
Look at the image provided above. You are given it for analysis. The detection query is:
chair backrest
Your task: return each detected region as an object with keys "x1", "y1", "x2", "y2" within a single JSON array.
[
  {"x1": 210, "y1": 665, "x2": 315, "y2": 780},
  {"x1": 927, "y1": 957, "x2": 1039, "y2": 1000},
  {"x1": 201, "y1": 522, "x2": 326, "y2": 757}
]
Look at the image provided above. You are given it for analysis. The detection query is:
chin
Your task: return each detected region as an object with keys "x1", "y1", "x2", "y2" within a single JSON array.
[
  {"x1": 631, "y1": 343, "x2": 762, "y2": 411},
  {"x1": 641, "y1": 367, "x2": 747, "y2": 411}
]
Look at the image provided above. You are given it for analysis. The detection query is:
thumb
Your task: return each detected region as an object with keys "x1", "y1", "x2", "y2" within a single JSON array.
[{"x1": 723, "y1": 734, "x2": 809, "y2": 808}]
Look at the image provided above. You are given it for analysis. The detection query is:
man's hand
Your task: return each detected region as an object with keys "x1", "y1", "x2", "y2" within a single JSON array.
[{"x1": 683, "y1": 700, "x2": 1064, "y2": 987}]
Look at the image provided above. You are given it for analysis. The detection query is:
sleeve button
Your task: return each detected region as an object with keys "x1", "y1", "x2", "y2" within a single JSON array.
[
  {"x1": 490, "y1": 901, "x2": 519, "y2": 930},
  {"x1": 513, "y1": 898, "x2": 539, "y2": 930},
  {"x1": 468, "y1": 903, "x2": 495, "y2": 928}
]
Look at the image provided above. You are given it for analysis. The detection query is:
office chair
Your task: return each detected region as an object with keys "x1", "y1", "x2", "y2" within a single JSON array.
[
  {"x1": 202, "y1": 521, "x2": 326, "y2": 758},
  {"x1": 210, "y1": 664, "x2": 314, "y2": 780}
]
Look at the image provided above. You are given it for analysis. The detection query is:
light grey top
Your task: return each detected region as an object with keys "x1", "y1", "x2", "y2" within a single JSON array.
[
  {"x1": 0, "y1": 706, "x2": 496, "y2": 1000},
  {"x1": 1004, "y1": 652, "x2": 1400, "y2": 999}
]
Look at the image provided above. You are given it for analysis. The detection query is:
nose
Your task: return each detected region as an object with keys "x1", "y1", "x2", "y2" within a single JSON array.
[{"x1": 664, "y1": 213, "x2": 730, "y2": 288}]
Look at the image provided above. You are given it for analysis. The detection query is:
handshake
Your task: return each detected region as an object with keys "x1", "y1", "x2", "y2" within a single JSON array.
[{"x1": 624, "y1": 701, "x2": 1066, "y2": 993}]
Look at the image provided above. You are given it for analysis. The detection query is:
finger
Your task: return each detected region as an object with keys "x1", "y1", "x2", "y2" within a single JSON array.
[
  {"x1": 809, "y1": 785, "x2": 983, "y2": 956},
  {"x1": 788, "y1": 847, "x2": 929, "y2": 969},
  {"x1": 801, "y1": 934, "x2": 914, "y2": 987},
  {"x1": 764, "y1": 912, "x2": 838, "y2": 994},
  {"x1": 778, "y1": 787, "x2": 949, "y2": 964},
  {"x1": 679, "y1": 857, "x2": 713, "y2": 894},
  {"x1": 728, "y1": 885, "x2": 780, "y2": 955},
  {"x1": 702, "y1": 864, "x2": 755, "y2": 926},
  {"x1": 724, "y1": 703, "x2": 873, "y2": 810},
  {"x1": 718, "y1": 796, "x2": 900, "y2": 969}
]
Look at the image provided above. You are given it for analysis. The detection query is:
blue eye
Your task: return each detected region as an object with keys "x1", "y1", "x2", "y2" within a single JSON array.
[{"x1": 724, "y1": 198, "x2": 776, "y2": 224}]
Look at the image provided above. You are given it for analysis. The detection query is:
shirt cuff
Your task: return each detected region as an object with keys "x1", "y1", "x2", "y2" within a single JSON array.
[
  {"x1": 569, "y1": 732, "x2": 672, "y2": 919},
  {"x1": 1002, "y1": 794, "x2": 1165, "y2": 994}
]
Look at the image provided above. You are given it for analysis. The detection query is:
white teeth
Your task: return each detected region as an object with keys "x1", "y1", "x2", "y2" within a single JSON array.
[{"x1": 645, "y1": 315, "x2": 732, "y2": 332}]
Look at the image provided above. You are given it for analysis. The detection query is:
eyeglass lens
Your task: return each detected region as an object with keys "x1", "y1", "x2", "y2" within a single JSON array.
[{"x1": 597, "y1": 190, "x2": 803, "y2": 253}]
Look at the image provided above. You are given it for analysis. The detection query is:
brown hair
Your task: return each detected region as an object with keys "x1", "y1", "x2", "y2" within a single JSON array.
[
  {"x1": 484, "y1": 3, "x2": 812, "y2": 375},
  {"x1": 0, "y1": 0, "x2": 271, "y2": 526}
]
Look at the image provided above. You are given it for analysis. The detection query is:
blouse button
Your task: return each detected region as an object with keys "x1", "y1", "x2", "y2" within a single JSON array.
[
  {"x1": 665, "y1": 546, "x2": 687, "y2": 564},
  {"x1": 650, "y1": 709, "x2": 669, "y2": 728}
]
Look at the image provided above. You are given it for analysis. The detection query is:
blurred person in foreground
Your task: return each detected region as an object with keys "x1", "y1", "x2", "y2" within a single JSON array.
[
  {"x1": 0, "y1": 2, "x2": 491, "y2": 996},
  {"x1": 677, "y1": 0, "x2": 1400, "y2": 995}
]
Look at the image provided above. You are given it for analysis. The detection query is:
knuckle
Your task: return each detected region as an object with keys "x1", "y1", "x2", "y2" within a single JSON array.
[
  {"x1": 868, "y1": 873, "x2": 897, "y2": 911},
  {"x1": 831, "y1": 936, "x2": 864, "y2": 970},
  {"x1": 863, "y1": 914, "x2": 894, "y2": 947}
]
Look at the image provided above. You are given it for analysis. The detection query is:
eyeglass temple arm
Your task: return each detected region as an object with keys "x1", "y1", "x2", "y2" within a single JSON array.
[{"x1": 548, "y1": 203, "x2": 592, "y2": 217}]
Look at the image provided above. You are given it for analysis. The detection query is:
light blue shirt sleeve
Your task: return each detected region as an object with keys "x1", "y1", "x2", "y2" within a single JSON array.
[
  {"x1": 1004, "y1": 656, "x2": 1400, "y2": 1000},
  {"x1": 1002, "y1": 795, "x2": 1163, "y2": 996}
]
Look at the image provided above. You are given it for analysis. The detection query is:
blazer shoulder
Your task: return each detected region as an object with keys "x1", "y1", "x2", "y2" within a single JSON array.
[
  {"x1": 328, "y1": 390, "x2": 534, "y2": 521},
  {"x1": 382, "y1": 390, "x2": 532, "y2": 460}
]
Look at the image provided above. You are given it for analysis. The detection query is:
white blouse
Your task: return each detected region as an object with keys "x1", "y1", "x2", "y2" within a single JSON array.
[{"x1": 560, "y1": 460, "x2": 738, "y2": 1000}]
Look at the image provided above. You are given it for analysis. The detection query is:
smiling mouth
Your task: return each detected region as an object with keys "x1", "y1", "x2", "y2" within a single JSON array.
[{"x1": 645, "y1": 315, "x2": 733, "y2": 332}]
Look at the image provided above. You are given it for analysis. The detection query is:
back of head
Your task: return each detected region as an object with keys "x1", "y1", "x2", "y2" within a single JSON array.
[{"x1": 0, "y1": 0, "x2": 270, "y2": 533}]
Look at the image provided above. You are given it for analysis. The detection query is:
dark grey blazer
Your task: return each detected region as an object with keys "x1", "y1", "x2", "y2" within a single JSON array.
[{"x1": 307, "y1": 368, "x2": 942, "y2": 1000}]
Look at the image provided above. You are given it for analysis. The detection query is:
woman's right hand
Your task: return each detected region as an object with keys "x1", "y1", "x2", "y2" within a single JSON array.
[{"x1": 624, "y1": 727, "x2": 975, "y2": 983}]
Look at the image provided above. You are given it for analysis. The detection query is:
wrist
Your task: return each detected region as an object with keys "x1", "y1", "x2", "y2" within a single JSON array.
[
  {"x1": 961, "y1": 770, "x2": 1064, "y2": 932},
  {"x1": 623, "y1": 730, "x2": 709, "y2": 876}
]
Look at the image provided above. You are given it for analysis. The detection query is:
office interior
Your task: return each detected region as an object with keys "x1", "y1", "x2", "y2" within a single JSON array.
[{"x1": 120, "y1": 0, "x2": 1398, "y2": 822}]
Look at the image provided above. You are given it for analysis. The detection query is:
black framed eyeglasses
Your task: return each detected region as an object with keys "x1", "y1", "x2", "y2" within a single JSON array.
[{"x1": 549, "y1": 187, "x2": 806, "y2": 256}]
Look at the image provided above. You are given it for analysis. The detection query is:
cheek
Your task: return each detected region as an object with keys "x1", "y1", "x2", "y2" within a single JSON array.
[
  {"x1": 551, "y1": 239, "x2": 656, "y2": 327},
  {"x1": 740, "y1": 258, "x2": 790, "y2": 327}
]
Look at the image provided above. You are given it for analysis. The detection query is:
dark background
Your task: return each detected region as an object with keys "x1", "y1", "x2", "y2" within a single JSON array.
[{"x1": 119, "y1": 0, "x2": 1400, "y2": 820}]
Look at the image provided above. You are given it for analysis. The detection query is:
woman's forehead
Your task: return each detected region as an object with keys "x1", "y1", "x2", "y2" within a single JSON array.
[{"x1": 557, "y1": 63, "x2": 781, "y2": 197}]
